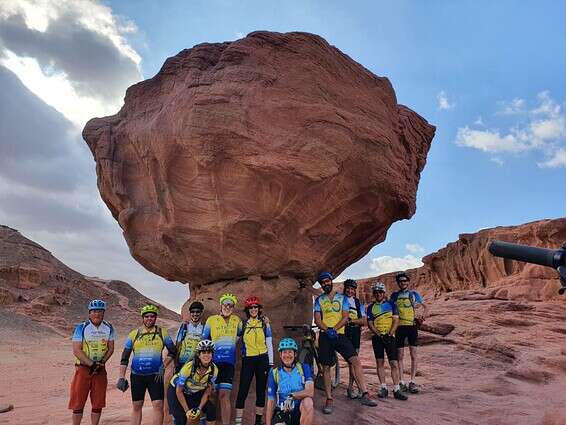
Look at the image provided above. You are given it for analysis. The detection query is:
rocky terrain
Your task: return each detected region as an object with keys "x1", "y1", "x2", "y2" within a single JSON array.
[
  {"x1": 358, "y1": 218, "x2": 566, "y2": 303},
  {"x1": 0, "y1": 224, "x2": 179, "y2": 337},
  {"x1": 83, "y1": 30, "x2": 435, "y2": 328}
]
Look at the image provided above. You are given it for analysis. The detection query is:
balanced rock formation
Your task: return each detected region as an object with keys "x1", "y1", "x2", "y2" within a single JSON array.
[
  {"x1": 359, "y1": 218, "x2": 566, "y2": 303},
  {"x1": 83, "y1": 31, "x2": 435, "y2": 324},
  {"x1": 0, "y1": 225, "x2": 178, "y2": 335}
]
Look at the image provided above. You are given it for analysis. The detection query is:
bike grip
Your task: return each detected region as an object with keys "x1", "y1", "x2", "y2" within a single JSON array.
[{"x1": 488, "y1": 240, "x2": 559, "y2": 268}]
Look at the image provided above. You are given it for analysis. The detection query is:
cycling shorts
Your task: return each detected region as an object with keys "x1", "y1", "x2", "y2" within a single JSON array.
[
  {"x1": 318, "y1": 332, "x2": 356, "y2": 366},
  {"x1": 371, "y1": 334, "x2": 398, "y2": 361},
  {"x1": 273, "y1": 406, "x2": 301, "y2": 425},
  {"x1": 131, "y1": 373, "x2": 164, "y2": 402},
  {"x1": 216, "y1": 362, "x2": 235, "y2": 391},
  {"x1": 167, "y1": 386, "x2": 216, "y2": 424},
  {"x1": 396, "y1": 325, "x2": 418, "y2": 348},
  {"x1": 344, "y1": 325, "x2": 361, "y2": 352}
]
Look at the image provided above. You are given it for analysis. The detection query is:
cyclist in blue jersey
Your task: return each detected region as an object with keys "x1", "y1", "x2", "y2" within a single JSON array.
[
  {"x1": 117, "y1": 304, "x2": 177, "y2": 425},
  {"x1": 265, "y1": 338, "x2": 314, "y2": 425},
  {"x1": 175, "y1": 301, "x2": 205, "y2": 372},
  {"x1": 69, "y1": 299, "x2": 115, "y2": 425},
  {"x1": 390, "y1": 272, "x2": 427, "y2": 394},
  {"x1": 202, "y1": 293, "x2": 243, "y2": 425}
]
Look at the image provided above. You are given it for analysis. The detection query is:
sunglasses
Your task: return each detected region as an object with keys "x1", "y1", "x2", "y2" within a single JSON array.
[
  {"x1": 190, "y1": 310, "x2": 202, "y2": 314},
  {"x1": 143, "y1": 314, "x2": 157, "y2": 319},
  {"x1": 248, "y1": 305, "x2": 259, "y2": 309},
  {"x1": 199, "y1": 349, "x2": 213, "y2": 354},
  {"x1": 222, "y1": 303, "x2": 234, "y2": 308},
  {"x1": 398, "y1": 279, "x2": 409, "y2": 283}
]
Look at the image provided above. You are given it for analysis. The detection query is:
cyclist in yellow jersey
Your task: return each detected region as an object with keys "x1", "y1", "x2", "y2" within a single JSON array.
[
  {"x1": 167, "y1": 340, "x2": 218, "y2": 425},
  {"x1": 202, "y1": 293, "x2": 243, "y2": 425},
  {"x1": 313, "y1": 272, "x2": 377, "y2": 414},
  {"x1": 390, "y1": 272, "x2": 427, "y2": 394},
  {"x1": 117, "y1": 304, "x2": 177, "y2": 425},
  {"x1": 235, "y1": 296, "x2": 274, "y2": 425},
  {"x1": 367, "y1": 282, "x2": 407, "y2": 401},
  {"x1": 69, "y1": 300, "x2": 115, "y2": 425}
]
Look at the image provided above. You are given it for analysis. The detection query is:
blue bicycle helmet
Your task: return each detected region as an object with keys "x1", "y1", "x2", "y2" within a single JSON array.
[
  {"x1": 317, "y1": 271, "x2": 333, "y2": 283},
  {"x1": 278, "y1": 337, "x2": 298, "y2": 352},
  {"x1": 88, "y1": 299, "x2": 106, "y2": 311}
]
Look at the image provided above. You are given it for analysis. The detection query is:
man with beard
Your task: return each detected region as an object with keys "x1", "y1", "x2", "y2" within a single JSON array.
[{"x1": 313, "y1": 272, "x2": 377, "y2": 414}]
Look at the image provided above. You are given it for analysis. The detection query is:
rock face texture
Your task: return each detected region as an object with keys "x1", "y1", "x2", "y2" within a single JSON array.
[
  {"x1": 83, "y1": 31, "x2": 435, "y2": 289},
  {"x1": 0, "y1": 225, "x2": 178, "y2": 335},
  {"x1": 359, "y1": 218, "x2": 566, "y2": 303}
]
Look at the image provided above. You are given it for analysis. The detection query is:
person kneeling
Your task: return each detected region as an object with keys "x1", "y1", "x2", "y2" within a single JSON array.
[
  {"x1": 167, "y1": 340, "x2": 218, "y2": 425},
  {"x1": 265, "y1": 338, "x2": 314, "y2": 425}
]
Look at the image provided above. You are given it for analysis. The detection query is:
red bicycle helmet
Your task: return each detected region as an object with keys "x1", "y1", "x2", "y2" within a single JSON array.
[{"x1": 245, "y1": 296, "x2": 262, "y2": 308}]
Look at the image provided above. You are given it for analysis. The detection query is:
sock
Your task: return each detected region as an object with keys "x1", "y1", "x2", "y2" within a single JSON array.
[
  {"x1": 255, "y1": 413, "x2": 263, "y2": 423},
  {"x1": 410, "y1": 380, "x2": 416, "y2": 384},
  {"x1": 235, "y1": 418, "x2": 242, "y2": 425},
  {"x1": 394, "y1": 384, "x2": 400, "y2": 391},
  {"x1": 400, "y1": 380, "x2": 405, "y2": 385},
  {"x1": 381, "y1": 383, "x2": 387, "y2": 389}
]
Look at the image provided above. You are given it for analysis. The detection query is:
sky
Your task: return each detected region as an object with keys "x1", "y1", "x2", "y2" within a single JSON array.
[{"x1": 0, "y1": 0, "x2": 565, "y2": 311}]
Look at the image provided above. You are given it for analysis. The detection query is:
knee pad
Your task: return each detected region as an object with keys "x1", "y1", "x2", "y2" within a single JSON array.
[{"x1": 72, "y1": 409, "x2": 84, "y2": 415}]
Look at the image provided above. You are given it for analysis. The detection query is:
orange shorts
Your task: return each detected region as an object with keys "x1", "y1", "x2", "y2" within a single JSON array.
[{"x1": 68, "y1": 366, "x2": 108, "y2": 411}]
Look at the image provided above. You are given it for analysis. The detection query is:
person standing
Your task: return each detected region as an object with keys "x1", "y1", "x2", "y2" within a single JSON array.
[
  {"x1": 175, "y1": 301, "x2": 205, "y2": 372},
  {"x1": 235, "y1": 296, "x2": 274, "y2": 425},
  {"x1": 367, "y1": 282, "x2": 407, "y2": 401},
  {"x1": 69, "y1": 299, "x2": 115, "y2": 425},
  {"x1": 390, "y1": 272, "x2": 427, "y2": 393},
  {"x1": 313, "y1": 272, "x2": 377, "y2": 414},
  {"x1": 117, "y1": 304, "x2": 177, "y2": 425},
  {"x1": 342, "y1": 279, "x2": 367, "y2": 399},
  {"x1": 202, "y1": 293, "x2": 243, "y2": 425}
]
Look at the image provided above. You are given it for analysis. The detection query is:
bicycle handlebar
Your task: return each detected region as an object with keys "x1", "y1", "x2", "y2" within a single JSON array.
[
  {"x1": 488, "y1": 240, "x2": 565, "y2": 268},
  {"x1": 488, "y1": 240, "x2": 566, "y2": 294}
]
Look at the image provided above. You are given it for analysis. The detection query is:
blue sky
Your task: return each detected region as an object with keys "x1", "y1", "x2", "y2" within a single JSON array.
[{"x1": 1, "y1": 0, "x2": 564, "y2": 310}]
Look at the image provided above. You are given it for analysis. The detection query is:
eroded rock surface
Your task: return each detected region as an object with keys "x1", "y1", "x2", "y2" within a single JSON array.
[
  {"x1": 359, "y1": 218, "x2": 566, "y2": 302},
  {"x1": 83, "y1": 31, "x2": 435, "y2": 288}
]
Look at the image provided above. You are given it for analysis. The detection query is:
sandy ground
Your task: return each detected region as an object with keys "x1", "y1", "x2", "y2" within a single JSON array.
[{"x1": 1, "y1": 294, "x2": 566, "y2": 425}]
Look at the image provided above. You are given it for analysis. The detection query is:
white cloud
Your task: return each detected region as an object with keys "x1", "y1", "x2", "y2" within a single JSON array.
[
  {"x1": 455, "y1": 127, "x2": 531, "y2": 153},
  {"x1": 405, "y1": 243, "x2": 424, "y2": 253},
  {"x1": 437, "y1": 90, "x2": 455, "y2": 110},
  {"x1": 369, "y1": 255, "x2": 423, "y2": 276},
  {"x1": 0, "y1": 0, "x2": 142, "y2": 128},
  {"x1": 538, "y1": 149, "x2": 566, "y2": 168},
  {"x1": 457, "y1": 92, "x2": 566, "y2": 167},
  {"x1": 490, "y1": 157, "x2": 504, "y2": 166},
  {"x1": 496, "y1": 97, "x2": 526, "y2": 115},
  {"x1": 474, "y1": 116, "x2": 484, "y2": 126},
  {"x1": 235, "y1": 31, "x2": 245, "y2": 38}
]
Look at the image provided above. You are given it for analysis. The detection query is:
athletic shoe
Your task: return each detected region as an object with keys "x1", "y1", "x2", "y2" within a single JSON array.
[
  {"x1": 394, "y1": 390, "x2": 408, "y2": 400},
  {"x1": 377, "y1": 387, "x2": 388, "y2": 399},
  {"x1": 399, "y1": 382, "x2": 409, "y2": 393},
  {"x1": 347, "y1": 388, "x2": 361, "y2": 399},
  {"x1": 408, "y1": 382, "x2": 419, "y2": 393},
  {"x1": 323, "y1": 398, "x2": 333, "y2": 414},
  {"x1": 359, "y1": 393, "x2": 378, "y2": 407}
]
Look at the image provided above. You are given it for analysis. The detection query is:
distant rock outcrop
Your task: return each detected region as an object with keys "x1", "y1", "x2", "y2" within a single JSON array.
[
  {"x1": 0, "y1": 225, "x2": 179, "y2": 335},
  {"x1": 359, "y1": 218, "x2": 566, "y2": 302}
]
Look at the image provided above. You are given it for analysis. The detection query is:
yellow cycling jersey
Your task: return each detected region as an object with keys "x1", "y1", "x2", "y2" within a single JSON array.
[
  {"x1": 242, "y1": 318, "x2": 272, "y2": 357},
  {"x1": 202, "y1": 314, "x2": 243, "y2": 365},
  {"x1": 171, "y1": 360, "x2": 218, "y2": 394},
  {"x1": 72, "y1": 320, "x2": 115, "y2": 364},
  {"x1": 313, "y1": 293, "x2": 349, "y2": 334},
  {"x1": 390, "y1": 290, "x2": 424, "y2": 326},
  {"x1": 367, "y1": 301, "x2": 398, "y2": 335}
]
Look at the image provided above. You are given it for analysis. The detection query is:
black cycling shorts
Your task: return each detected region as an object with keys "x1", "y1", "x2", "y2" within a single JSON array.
[
  {"x1": 318, "y1": 332, "x2": 356, "y2": 366},
  {"x1": 167, "y1": 385, "x2": 216, "y2": 424},
  {"x1": 345, "y1": 325, "x2": 361, "y2": 352},
  {"x1": 216, "y1": 362, "x2": 235, "y2": 391},
  {"x1": 371, "y1": 334, "x2": 398, "y2": 361},
  {"x1": 273, "y1": 406, "x2": 301, "y2": 425},
  {"x1": 130, "y1": 373, "x2": 164, "y2": 402},
  {"x1": 396, "y1": 325, "x2": 418, "y2": 348}
]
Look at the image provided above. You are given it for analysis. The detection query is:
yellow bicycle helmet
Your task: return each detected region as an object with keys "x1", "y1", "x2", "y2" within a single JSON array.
[
  {"x1": 219, "y1": 293, "x2": 238, "y2": 305},
  {"x1": 140, "y1": 304, "x2": 159, "y2": 316}
]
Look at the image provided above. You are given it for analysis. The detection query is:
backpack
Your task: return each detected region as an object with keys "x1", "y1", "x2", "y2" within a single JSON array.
[
  {"x1": 272, "y1": 363, "x2": 305, "y2": 386},
  {"x1": 132, "y1": 326, "x2": 164, "y2": 347},
  {"x1": 242, "y1": 317, "x2": 267, "y2": 336}
]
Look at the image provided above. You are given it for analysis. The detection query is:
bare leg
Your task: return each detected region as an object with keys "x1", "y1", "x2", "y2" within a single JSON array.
[
  {"x1": 323, "y1": 366, "x2": 332, "y2": 399},
  {"x1": 91, "y1": 411, "x2": 101, "y2": 425},
  {"x1": 348, "y1": 362, "x2": 355, "y2": 392},
  {"x1": 398, "y1": 347, "x2": 406, "y2": 383},
  {"x1": 376, "y1": 359, "x2": 386, "y2": 384},
  {"x1": 299, "y1": 397, "x2": 314, "y2": 425},
  {"x1": 71, "y1": 412, "x2": 82, "y2": 425},
  {"x1": 349, "y1": 356, "x2": 367, "y2": 393},
  {"x1": 219, "y1": 389, "x2": 232, "y2": 425},
  {"x1": 409, "y1": 346, "x2": 418, "y2": 382},
  {"x1": 152, "y1": 400, "x2": 164, "y2": 425},
  {"x1": 390, "y1": 360, "x2": 400, "y2": 385},
  {"x1": 132, "y1": 401, "x2": 144, "y2": 425}
]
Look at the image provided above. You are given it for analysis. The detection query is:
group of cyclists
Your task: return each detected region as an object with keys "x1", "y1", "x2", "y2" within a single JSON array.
[{"x1": 69, "y1": 270, "x2": 426, "y2": 425}]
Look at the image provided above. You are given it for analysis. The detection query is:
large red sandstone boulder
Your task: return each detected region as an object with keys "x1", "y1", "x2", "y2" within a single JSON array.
[
  {"x1": 358, "y1": 218, "x2": 566, "y2": 302},
  {"x1": 83, "y1": 31, "x2": 435, "y2": 287}
]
